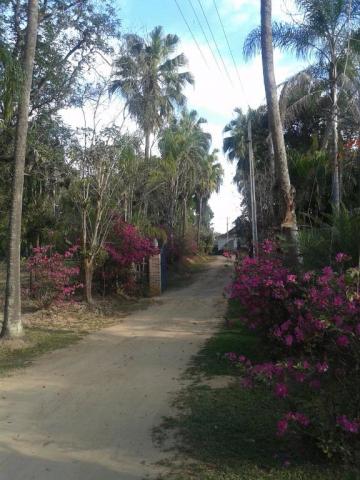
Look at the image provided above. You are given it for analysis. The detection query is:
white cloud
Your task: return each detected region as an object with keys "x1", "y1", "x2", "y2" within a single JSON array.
[{"x1": 219, "y1": 0, "x2": 297, "y2": 25}]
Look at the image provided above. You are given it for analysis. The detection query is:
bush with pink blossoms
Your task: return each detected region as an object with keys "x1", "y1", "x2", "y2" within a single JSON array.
[
  {"x1": 27, "y1": 245, "x2": 83, "y2": 308},
  {"x1": 228, "y1": 241, "x2": 360, "y2": 462},
  {"x1": 102, "y1": 217, "x2": 158, "y2": 295}
]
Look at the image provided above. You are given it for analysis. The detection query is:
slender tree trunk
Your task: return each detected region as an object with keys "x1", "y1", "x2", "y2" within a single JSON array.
[
  {"x1": 248, "y1": 120, "x2": 259, "y2": 256},
  {"x1": 144, "y1": 130, "x2": 150, "y2": 161},
  {"x1": 197, "y1": 196, "x2": 203, "y2": 247},
  {"x1": 330, "y1": 63, "x2": 340, "y2": 212},
  {"x1": 183, "y1": 197, "x2": 187, "y2": 238},
  {"x1": 2, "y1": 0, "x2": 39, "y2": 338},
  {"x1": 261, "y1": 0, "x2": 300, "y2": 262},
  {"x1": 267, "y1": 134, "x2": 277, "y2": 225},
  {"x1": 84, "y1": 258, "x2": 94, "y2": 305}
]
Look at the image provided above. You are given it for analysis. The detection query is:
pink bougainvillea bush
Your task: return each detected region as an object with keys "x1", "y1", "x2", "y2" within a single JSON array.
[
  {"x1": 227, "y1": 241, "x2": 360, "y2": 461},
  {"x1": 102, "y1": 217, "x2": 158, "y2": 295},
  {"x1": 27, "y1": 245, "x2": 83, "y2": 308}
]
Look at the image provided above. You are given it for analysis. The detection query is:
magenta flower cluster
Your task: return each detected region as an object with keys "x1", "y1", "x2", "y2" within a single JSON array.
[
  {"x1": 105, "y1": 217, "x2": 158, "y2": 268},
  {"x1": 226, "y1": 241, "x2": 360, "y2": 459},
  {"x1": 103, "y1": 217, "x2": 158, "y2": 295},
  {"x1": 27, "y1": 245, "x2": 83, "y2": 307}
]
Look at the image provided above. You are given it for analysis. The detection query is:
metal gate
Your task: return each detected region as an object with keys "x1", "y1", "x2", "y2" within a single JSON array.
[{"x1": 160, "y1": 247, "x2": 168, "y2": 292}]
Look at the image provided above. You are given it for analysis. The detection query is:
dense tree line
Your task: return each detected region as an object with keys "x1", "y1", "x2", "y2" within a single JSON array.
[
  {"x1": 225, "y1": 0, "x2": 360, "y2": 266},
  {"x1": 0, "y1": 1, "x2": 223, "y2": 337}
]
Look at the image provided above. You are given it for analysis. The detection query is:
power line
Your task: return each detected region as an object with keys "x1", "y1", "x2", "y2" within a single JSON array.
[
  {"x1": 212, "y1": 0, "x2": 248, "y2": 102},
  {"x1": 195, "y1": 0, "x2": 234, "y2": 86},
  {"x1": 173, "y1": 0, "x2": 210, "y2": 68},
  {"x1": 186, "y1": 0, "x2": 222, "y2": 74}
]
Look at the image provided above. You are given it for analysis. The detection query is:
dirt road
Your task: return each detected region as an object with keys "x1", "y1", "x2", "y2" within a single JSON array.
[{"x1": 0, "y1": 257, "x2": 231, "y2": 480}]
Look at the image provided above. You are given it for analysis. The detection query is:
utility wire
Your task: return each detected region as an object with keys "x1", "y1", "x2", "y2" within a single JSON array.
[
  {"x1": 212, "y1": 0, "x2": 248, "y2": 104},
  {"x1": 173, "y1": 0, "x2": 210, "y2": 68},
  {"x1": 195, "y1": 0, "x2": 234, "y2": 86},
  {"x1": 186, "y1": 0, "x2": 222, "y2": 74}
]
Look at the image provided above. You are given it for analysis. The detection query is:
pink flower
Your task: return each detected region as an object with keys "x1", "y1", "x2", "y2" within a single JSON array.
[
  {"x1": 336, "y1": 335, "x2": 350, "y2": 347},
  {"x1": 316, "y1": 362, "x2": 329, "y2": 374},
  {"x1": 284, "y1": 334, "x2": 294, "y2": 347},
  {"x1": 277, "y1": 419, "x2": 288, "y2": 436},
  {"x1": 335, "y1": 253, "x2": 351, "y2": 263},
  {"x1": 287, "y1": 274, "x2": 297, "y2": 283},
  {"x1": 337, "y1": 415, "x2": 359, "y2": 434},
  {"x1": 303, "y1": 271, "x2": 313, "y2": 282},
  {"x1": 294, "y1": 372, "x2": 306, "y2": 383},
  {"x1": 294, "y1": 413, "x2": 310, "y2": 427},
  {"x1": 274, "y1": 383, "x2": 288, "y2": 398}
]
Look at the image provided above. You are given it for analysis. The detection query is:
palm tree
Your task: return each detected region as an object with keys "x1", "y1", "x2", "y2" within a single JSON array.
[
  {"x1": 110, "y1": 26, "x2": 194, "y2": 161},
  {"x1": 196, "y1": 151, "x2": 223, "y2": 247},
  {"x1": 223, "y1": 108, "x2": 249, "y2": 195},
  {"x1": 154, "y1": 110, "x2": 211, "y2": 234},
  {"x1": 261, "y1": 0, "x2": 299, "y2": 258},
  {"x1": 2, "y1": 0, "x2": 39, "y2": 338},
  {"x1": 224, "y1": 107, "x2": 277, "y2": 238},
  {"x1": 244, "y1": 0, "x2": 360, "y2": 212}
]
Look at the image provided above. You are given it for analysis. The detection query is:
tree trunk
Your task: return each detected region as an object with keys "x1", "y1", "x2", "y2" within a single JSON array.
[
  {"x1": 84, "y1": 258, "x2": 94, "y2": 305},
  {"x1": 144, "y1": 130, "x2": 150, "y2": 161},
  {"x1": 2, "y1": 0, "x2": 39, "y2": 339},
  {"x1": 260, "y1": 0, "x2": 300, "y2": 263},
  {"x1": 183, "y1": 197, "x2": 187, "y2": 238},
  {"x1": 330, "y1": 63, "x2": 340, "y2": 212},
  {"x1": 197, "y1": 196, "x2": 203, "y2": 247}
]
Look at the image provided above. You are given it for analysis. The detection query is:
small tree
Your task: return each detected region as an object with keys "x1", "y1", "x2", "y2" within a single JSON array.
[
  {"x1": 2, "y1": 0, "x2": 39, "y2": 338},
  {"x1": 70, "y1": 87, "x2": 138, "y2": 303}
]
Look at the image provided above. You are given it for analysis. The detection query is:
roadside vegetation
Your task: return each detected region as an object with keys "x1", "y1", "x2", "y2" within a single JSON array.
[
  {"x1": 0, "y1": 2, "x2": 223, "y2": 339},
  {"x1": 158, "y1": 299, "x2": 358, "y2": 480},
  {"x1": 1, "y1": 0, "x2": 360, "y2": 477}
]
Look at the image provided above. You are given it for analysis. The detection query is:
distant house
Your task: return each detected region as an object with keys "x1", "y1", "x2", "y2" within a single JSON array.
[{"x1": 215, "y1": 227, "x2": 239, "y2": 252}]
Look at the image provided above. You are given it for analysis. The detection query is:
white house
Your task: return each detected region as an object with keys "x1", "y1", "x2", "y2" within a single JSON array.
[{"x1": 216, "y1": 227, "x2": 239, "y2": 252}]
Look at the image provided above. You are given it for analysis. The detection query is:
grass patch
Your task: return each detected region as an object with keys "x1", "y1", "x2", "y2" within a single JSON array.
[
  {"x1": 0, "y1": 327, "x2": 82, "y2": 375},
  {"x1": 159, "y1": 300, "x2": 358, "y2": 479}
]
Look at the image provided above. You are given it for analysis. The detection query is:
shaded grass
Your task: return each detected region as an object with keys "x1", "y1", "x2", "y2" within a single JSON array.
[
  {"x1": 0, "y1": 327, "x2": 82, "y2": 375},
  {"x1": 159, "y1": 300, "x2": 359, "y2": 480}
]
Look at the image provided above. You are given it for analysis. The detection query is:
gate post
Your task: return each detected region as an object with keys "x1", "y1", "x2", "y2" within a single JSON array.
[{"x1": 149, "y1": 240, "x2": 161, "y2": 296}]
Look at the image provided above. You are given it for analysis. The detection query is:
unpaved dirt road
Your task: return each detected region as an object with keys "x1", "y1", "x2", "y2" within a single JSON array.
[{"x1": 0, "y1": 257, "x2": 231, "y2": 480}]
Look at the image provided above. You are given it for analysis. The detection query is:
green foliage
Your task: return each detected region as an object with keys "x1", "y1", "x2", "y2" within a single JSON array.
[
  {"x1": 160, "y1": 320, "x2": 354, "y2": 479},
  {"x1": 110, "y1": 26, "x2": 194, "y2": 146},
  {"x1": 300, "y1": 209, "x2": 360, "y2": 269}
]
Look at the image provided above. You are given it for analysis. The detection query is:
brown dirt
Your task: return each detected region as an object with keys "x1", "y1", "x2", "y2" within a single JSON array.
[{"x1": 0, "y1": 256, "x2": 231, "y2": 480}]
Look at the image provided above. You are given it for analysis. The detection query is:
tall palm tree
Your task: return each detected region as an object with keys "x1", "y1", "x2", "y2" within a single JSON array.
[
  {"x1": 2, "y1": 0, "x2": 39, "y2": 338},
  {"x1": 261, "y1": 0, "x2": 299, "y2": 258},
  {"x1": 223, "y1": 108, "x2": 249, "y2": 195},
  {"x1": 110, "y1": 26, "x2": 194, "y2": 161},
  {"x1": 224, "y1": 106, "x2": 277, "y2": 237},
  {"x1": 244, "y1": 0, "x2": 360, "y2": 212}
]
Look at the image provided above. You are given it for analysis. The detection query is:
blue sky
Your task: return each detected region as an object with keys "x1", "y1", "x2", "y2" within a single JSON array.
[{"x1": 67, "y1": 0, "x2": 305, "y2": 233}]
